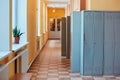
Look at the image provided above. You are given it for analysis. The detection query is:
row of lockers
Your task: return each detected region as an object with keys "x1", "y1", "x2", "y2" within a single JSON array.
[{"x1": 71, "y1": 11, "x2": 120, "y2": 75}]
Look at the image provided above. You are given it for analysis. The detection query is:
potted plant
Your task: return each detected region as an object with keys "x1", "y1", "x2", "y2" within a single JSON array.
[{"x1": 13, "y1": 26, "x2": 24, "y2": 44}]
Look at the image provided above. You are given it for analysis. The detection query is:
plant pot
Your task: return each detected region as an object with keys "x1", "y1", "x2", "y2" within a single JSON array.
[{"x1": 14, "y1": 37, "x2": 20, "y2": 44}]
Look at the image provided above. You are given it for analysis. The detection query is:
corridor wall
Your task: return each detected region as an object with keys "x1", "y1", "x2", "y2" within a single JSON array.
[{"x1": 71, "y1": 10, "x2": 120, "y2": 75}]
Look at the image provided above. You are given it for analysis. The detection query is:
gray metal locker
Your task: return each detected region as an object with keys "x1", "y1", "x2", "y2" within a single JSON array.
[
  {"x1": 71, "y1": 10, "x2": 120, "y2": 75},
  {"x1": 61, "y1": 17, "x2": 66, "y2": 56},
  {"x1": 66, "y1": 16, "x2": 71, "y2": 59},
  {"x1": 71, "y1": 11, "x2": 81, "y2": 72},
  {"x1": 80, "y1": 11, "x2": 104, "y2": 75}
]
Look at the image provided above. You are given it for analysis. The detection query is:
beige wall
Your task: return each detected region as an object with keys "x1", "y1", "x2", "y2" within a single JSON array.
[
  {"x1": 66, "y1": 0, "x2": 120, "y2": 16},
  {"x1": 27, "y1": 0, "x2": 37, "y2": 65},
  {"x1": 86, "y1": 0, "x2": 120, "y2": 10}
]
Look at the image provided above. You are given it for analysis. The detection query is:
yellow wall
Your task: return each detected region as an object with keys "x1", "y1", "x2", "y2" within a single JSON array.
[
  {"x1": 40, "y1": 0, "x2": 43, "y2": 34},
  {"x1": 86, "y1": 0, "x2": 120, "y2": 10},
  {"x1": 66, "y1": 0, "x2": 120, "y2": 16},
  {"x1": 27, "y1": 0, "x2": 37, "y2": 65},
  {"x1": 48, "y1": 8, "x2": 65, "y2": 38},
  {"x1": 48, "y1": 8, "x2": 65, "y2": 18},
  {"x1": 39, "y1": 0, "x2": 48, "y2": 49},
  {"x1": 0, "y1": 0, "x2": 48, "y2": 79}
]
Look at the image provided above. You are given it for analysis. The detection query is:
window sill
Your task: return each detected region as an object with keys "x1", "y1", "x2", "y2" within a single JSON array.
[
  {"x1": 0, "y1": 51, "x2": 12, "y2": 61},
  {"x1": 12, "y1": 42, "x2": 29, "y2": 52}
]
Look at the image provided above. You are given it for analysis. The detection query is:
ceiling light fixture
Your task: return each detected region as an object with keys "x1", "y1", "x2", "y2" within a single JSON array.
[{"x1": 52, "y1": 8, "x2": 56, "y2": 13}]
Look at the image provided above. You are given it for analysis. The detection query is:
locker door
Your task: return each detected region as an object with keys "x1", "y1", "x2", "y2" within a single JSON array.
[
  {"x1": 104, "y1": 12, "x2": 115, "y2": 75},
  {"x1": 114, "y1": 12, "x2": 120, "y2": 75},
  {"x1": 93, "y1": 12, "x2": 104, "y2": 75},
  {"x1": 84, "y1": 11, "x2": 94, "y2": 75}
]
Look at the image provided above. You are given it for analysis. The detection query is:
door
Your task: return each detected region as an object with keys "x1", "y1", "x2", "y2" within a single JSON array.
[
  {"x1": 49, "y1": 18, "x2": 61, "y2": 39},
  {"x1": 84, "y1": 11, "x2": 104, "y2": 75},
  {"x1": 104, "y1": 12, "x2": 115, "y2": 75},
  {"x1": 84, "y1": 11, "x2": 94, "y2": 75},
  {"x1": 113, "y1": 12, "x2": 120, "y2": 75},
  {"x1": 92, "y1": 11, "x2": 104, "y2": 75}
]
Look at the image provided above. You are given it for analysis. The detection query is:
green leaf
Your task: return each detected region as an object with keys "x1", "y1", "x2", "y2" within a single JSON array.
[{"x1": 13, "y1": 26, "x2": 24, "y2": 37}]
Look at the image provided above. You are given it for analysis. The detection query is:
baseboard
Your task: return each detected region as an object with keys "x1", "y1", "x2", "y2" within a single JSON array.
[{"x1": 48, "y1": 38, "x2": 60, "y2": 40}]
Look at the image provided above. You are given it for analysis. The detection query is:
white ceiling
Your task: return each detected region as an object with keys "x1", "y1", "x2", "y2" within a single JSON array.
[{"x1": 46, "y1": 0, "x2": 70, "y2": 8}]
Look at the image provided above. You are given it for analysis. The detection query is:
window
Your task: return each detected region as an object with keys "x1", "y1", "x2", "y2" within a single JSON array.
[
  {"x1": 37, "y1": 0, "x2": 41, "y2": 36},
  {"x1": 12, "y1": 0, "x2": 27, "y2": 43}
]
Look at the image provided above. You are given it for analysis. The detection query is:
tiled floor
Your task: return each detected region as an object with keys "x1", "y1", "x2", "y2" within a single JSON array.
[{"x1": 28, "y1": 40, "x2": 120, "y2": 80}]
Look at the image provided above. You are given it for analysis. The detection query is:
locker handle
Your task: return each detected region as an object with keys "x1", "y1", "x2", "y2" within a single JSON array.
[
  {"x1": 94, "y1": 42, "x2": 96, "y2": 44},
  {"x1": 84, "y1": 34, "x2": 85, "y2": 42}
]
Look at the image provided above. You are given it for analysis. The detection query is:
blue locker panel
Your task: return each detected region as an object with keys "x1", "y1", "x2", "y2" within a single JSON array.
[
  {"x1": 71, "y1": 11, "x2": 81, "y2": 72},
  {"x1": 80, "y1": 11, "x2": 84, "y2": 74},
  {"x1": 83, "y1": 11, "x2": 94, "y2": 75},
  {"x1": 114, "y1": 12, "x2": 120, "y2": 75},
  {"x1": 92, "y1": 11, "x2": 104, "y2": 75},
  {"x1": 104, "y1": 12, "x2": 115, "y2": 75}
]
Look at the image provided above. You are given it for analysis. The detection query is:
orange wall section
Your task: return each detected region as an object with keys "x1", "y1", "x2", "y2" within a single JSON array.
[{"x1": 48, "y1": 8, "x2": 65, "y2": 18}]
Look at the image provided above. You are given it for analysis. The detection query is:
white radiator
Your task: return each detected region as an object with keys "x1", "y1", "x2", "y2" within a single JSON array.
[
  {"x1": 0, "y1": 66, "x2": 8, "y2": 80},
  {"x1": 40, "y1": 38, "x2": 43, "y2": 50},
  {"x1": 21, "y1": 49, "x2": 28, "y2": 73}
]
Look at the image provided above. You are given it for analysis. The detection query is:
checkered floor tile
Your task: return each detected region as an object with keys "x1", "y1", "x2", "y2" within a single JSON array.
[{"x1": 28, "y1": 40, "x2": 120, "y2": 80}]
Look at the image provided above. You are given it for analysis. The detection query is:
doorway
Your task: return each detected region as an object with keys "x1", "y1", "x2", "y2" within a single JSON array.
[{"x1": 49, "y1": 18, "x2": 61, "y2": 39}]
